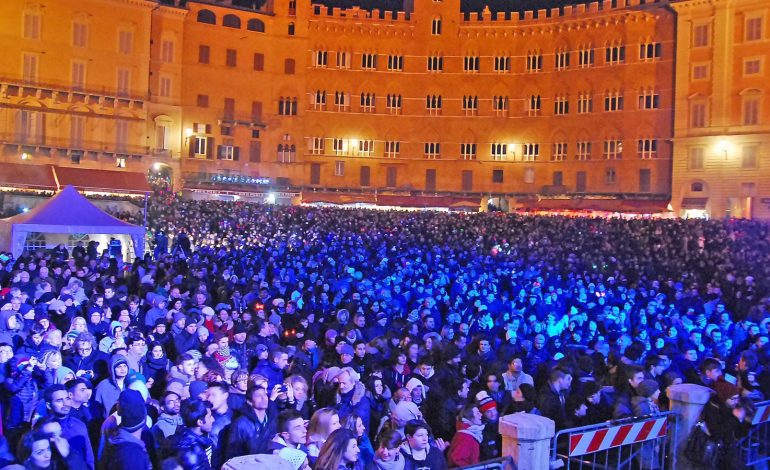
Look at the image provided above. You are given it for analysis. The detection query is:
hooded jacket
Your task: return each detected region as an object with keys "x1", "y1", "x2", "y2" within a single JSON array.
[
  {"x1": 446, "y1": 419, "x2": 484, "y2": 468},
  {"x1": 100, "y1": 428, "x2": 151, "y2": 470},
  {"x1": 0, "y1": 310, "x2": 23, "y2": 346},
  {"x1": 94, "y1": 355, "x2": 127, "y2": 418},
  {"x1": 336, "y1": 380, "x2": 372, "y2": 429}
]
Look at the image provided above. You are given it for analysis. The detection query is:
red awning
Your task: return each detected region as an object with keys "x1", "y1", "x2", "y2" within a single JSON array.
[
  {"x1": 0, "y1": 162, "x2": 57, "y2": 191},
  {"x1": 302, "y1": 192, "x2": 377, "y2": 204},
  {"x1": 53, "y1": 166, "x2": 150, "y2": 194}
]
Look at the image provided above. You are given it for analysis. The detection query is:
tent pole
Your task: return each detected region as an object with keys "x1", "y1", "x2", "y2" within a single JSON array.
[{"x1": 144, "y1": 192, "x2": 148, "y2": 227}]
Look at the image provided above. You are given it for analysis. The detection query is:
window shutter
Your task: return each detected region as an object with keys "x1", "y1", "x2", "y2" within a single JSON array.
[
  {"x1": 188, "y1": 137, "x2": 195, "y2": 157},
  {"x1": 233, "y1": 147, "x2": 240, "y2": 161},
  {"x1": 205, "y1": 124, "x2": 212, "y2": 134},
  {"x1": 250, "y1": 141, "x2": 261, "y2": 162},
  {"x1": 216, "y1": 144, "x2": 223, "y2": 159},
  {"x1": 206, "y1": 138, "x2": 214, "y2": 159}
]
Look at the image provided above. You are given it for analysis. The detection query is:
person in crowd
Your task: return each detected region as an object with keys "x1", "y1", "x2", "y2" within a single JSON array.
[
  {"x1": 446, "y1": 404, "x2": 484, "y2": 468},
  {"x1": 42, "y1": 384, "x2": 94, "y2": 470},
  {"x1": 366, "y1": 430, "x2": 406, "y2": 470},
  {"x1": 400, "y1": 420, "x2": 447, "y2": 470},
  {"x1": 307, "y1": 407, "x2": 342, "y2": 463},
  {"x1": 314, "y1": 428, "x2": 362, "y2": 470},
  {"x1": 175, "y1": 398, "x2": 216, "y2": 470},
  {"x1": 100, "y1": 389, "x2": 151, "y2": 470},
  {"x1": 224, "y1": 378, "x2": 278, "y2": 460}
]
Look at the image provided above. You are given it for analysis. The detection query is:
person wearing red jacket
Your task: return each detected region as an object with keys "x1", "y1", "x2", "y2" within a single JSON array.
[{"x1": 446, "y1": 404, "x2": 485, "y2": 468}]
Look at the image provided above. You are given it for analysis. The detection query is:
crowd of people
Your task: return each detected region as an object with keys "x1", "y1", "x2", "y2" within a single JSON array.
[{"x1": 1, "y1": 191, "x2": 770, "y2": 470}]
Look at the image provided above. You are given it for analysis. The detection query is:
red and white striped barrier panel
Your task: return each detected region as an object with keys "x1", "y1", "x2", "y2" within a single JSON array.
[
  {"x1": 752, "y1": 402, "x2": 770, "y2": 425},
  {"x1": 568, "y1": 417, "x2": 668, "y2": 457}
]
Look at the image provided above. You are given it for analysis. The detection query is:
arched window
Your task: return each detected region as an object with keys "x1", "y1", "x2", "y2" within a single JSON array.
[
  {"x1": 222, "y1": 14, "x2": 241, "y2": 29},
  {"x1": 197, "y1": 10, "x2": 216, "y2": 25},
  {"x1": 24, "y1": 233, "x2": 47, "y2": 252},
  {"x1": 247, "y1": 19, "x2": 265, "y2": 32},
  {"x1": 691, "y1": 182, "x2": 704, "y2": 192}
]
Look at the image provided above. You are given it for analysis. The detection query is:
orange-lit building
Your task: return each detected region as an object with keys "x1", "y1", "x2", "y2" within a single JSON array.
[
  {"x1": 671, "y1": 0, "x2": 770, "y2": 219},
  {"x1": 1, "y1": 0, "x2": 681, "y2": 210}
]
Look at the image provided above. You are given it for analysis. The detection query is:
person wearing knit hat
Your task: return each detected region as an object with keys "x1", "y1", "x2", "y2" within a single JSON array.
[
  {"x1": 636, "y1": 380, "x2": 660, "y2": 399},
  {"x1": 631, "y1": 379, "x2": 661, "y2": 420},
  {"x1": 102, "y1": 389, "x2": 151, "y2": 469},
  {"x1": 476, "y1": 391, "x2": 498, "y2": 415},
  {"x1": 713, "y1": 380, "x2": 741, "y2": 404},
  {"x1": 278, "y1": 447, "x2": 309, "y2": 470}
]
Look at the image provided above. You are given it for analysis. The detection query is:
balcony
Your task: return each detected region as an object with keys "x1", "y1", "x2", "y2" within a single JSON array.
[
  {"x1": 0, "y1": 76, "x2": 146, "y2": 110},
  {"x1": 0, "y1": 133, "x2": 149, "y2": 160}
]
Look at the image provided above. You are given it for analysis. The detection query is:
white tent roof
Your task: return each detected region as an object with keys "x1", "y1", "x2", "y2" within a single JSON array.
[{"x1": 0, "y1": 185, "x2": 145, "y2": 258}]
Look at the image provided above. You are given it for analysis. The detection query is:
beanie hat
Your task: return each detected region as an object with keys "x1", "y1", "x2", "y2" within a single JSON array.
[
  {"x1": 118, "y1": 389, "x2": 147, "y2": 432},
  {"x1": 76, "y1": 331, "x2": 94, "y2": 344},
  {"x1": 476, "y1": 391, "x2": 497, "y2": 413},
  {"x1": 111, "y1": 355, "x2": 128, "y2": 375},
  {"x1": 339, "y1": 343, "x2": 354, "y2": 357},
  {"x1": 714, "y1": 380, "x2": 741, "y2": 402},
  {"x1": 173, "y1": 311, "x2": 186, "y2": 323},
  {"x1": 110, "y1": 321, "x2": 122, "y2": 337},
  {"x1": 66, "y1": 331, "x2": 80, "y2": 342},
  {"x1": 234, "y1": 323, "x2": 249, "y2": 334},
  {"x1": 636, "y1": 380, "x2": 660, "y2": 398},
  {"x1": 189, "y1": 380, "x2": 208, "y2": 398},
  {"x1": 278, "y1": 447, "x2": 307, "y2": 470}
]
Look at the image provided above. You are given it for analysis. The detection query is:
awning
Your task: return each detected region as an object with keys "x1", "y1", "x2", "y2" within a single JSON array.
[
  {"x1": 302, "y1": 192, "x2": 377, "y2": 204},
  {"x1": 0, "y1": 162, "x2": 57, "y2": 191},
  {"x1": 515, "y1": 198, "x2": 669, "y2": 213},
  {"x1": 376, "y1": 195, "x2": 480, "y2": 208},
  {"x1": 681, "y1": 197, "x2": 708, "y2": 209},
  {"x1": 53, "y1": 166, "x2": 150, "y2": 194}
]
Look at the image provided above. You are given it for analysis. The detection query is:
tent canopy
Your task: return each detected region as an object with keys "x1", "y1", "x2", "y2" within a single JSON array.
[{"x1": 0, "y1": 185, "x2": 145, "y2": 258}]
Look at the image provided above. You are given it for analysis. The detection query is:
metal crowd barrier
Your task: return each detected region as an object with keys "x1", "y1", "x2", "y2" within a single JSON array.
[
  {"x1": 457, "y1": 456, "x2": 515, "y2": 470},
  {"x1": 551, "y1": 412, "x2": 679, "y2": 470},
  {"x1": 738, "y1": 399, "x2": 770, "y2": 468}
]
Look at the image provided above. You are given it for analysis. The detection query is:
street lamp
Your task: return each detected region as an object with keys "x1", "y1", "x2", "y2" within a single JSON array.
[{"x1": 718, "y1": 140, "x2": 730, "y2": 160}]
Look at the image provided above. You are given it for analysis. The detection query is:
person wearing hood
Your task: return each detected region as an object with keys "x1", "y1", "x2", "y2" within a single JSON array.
[
  {"x1": 98, "y1": 322, "x2": 125, "y2": 354},
  {"x1": 151, "y1": 391, "x2": 182, "y2": 444},
  {"x1": 0, "y1": 308, "x2": 25, "y2": 348},
  {"x1": 100, "y1": 389, "x2": 151, "y2": 470},
  {"x1": 94, "y1": 355, "x2": 129, "y2": 419},
  {"x1": 446, "y1": 404, "x2": 484, "y2": 468},
  {"x1": 143, "y1": 294, "x2": 167, "y2": 331}
]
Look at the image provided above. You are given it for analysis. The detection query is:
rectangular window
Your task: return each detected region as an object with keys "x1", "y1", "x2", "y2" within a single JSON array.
[
  {"x1": 637, "y1": 139, "x2": 658, "y2": 158},
  {"x1": 691, "y1": 102, "x2": 707, "y2": 128},
  {"x1": 226, "y1": 49, "x2": 237, "y2": 67},
  {"x1": 22, "y1": 53, "x2": 38, "y2": 83},
  {"x1": 605, "y1": 167, "x2": 617, "y2": 184},
  {"x1": 360, "y1": 166, "x2": 371, "y2": 186},
  {"x1": 251, "y1": 101, "x2": 263, "y2": 121},
  {"x1": 693, "y1": 64, "x2": 709, "y2": 80},
  {"x1": 361, "y1": 53, "x2": 377, "y2": 70},
  {"x1": 70, "y1": 115, "x2": 85, "y2": 148},
  {"x1": 577, "y1": 92, "x2": 593, "y2": 114},
  {"x1": 249, "y1": 141, "x2": 261, "y2": 163},
  {"x1": 333, "y1": 138, "x2": 347, "y2": 155},
  {"x1": 552, "y1": 142, "x2": 568, "y2": 161},
  {"x1": 386, "y1": 94, "x2": 401, "y2": 114},
  {"x1": 461, "y1": 143, "x2": 477, "y2": 160},
  {"x1": 554, "y1": 95, "x2": 569, "y2": 115},
  {"x1": 218, "y1": 144, "x2": 235, "y2": 161},
  {"x1": 223, "y1": 98, "x2": 235, "y2": 119},
  {"x1": 385, "y1": 141, "x2": 400, "y2": 158},
  {"x1": 199, "y1": 45, "x2": 210, "y2": 64},
  {"x1": 491, "y1": 143, "x2": 508, "y2": 161},
  {"x1": 115, "y1": 120, "x2": 129, "y2": 152},
  {"x1": 553, "y1": 171, "x2": 563, "y2": 186},
  {"x1": 334, "y1": 160, "x2": 345, "y2": 177},
  {"x1": 197, "y1": 94, "x2": 209, "y2": 107},
  {"x1": 464, "y1": 55, "x2": 480, "y2": 73},
  {"x1": 555, "y1": 49, "x2": 570, "y2": 70},
  {"x1": 73, "y1": 22, "x2": 88, "y2": 47},
  {"x1": 387, "y1": 55, "x2": 404, "y2": 71},
  {"x1": 524, "y1": 167, "x2": 535, "y2": 184},
  {"x1": 578, "y1": 46, "x2": 594, "y2": 68},
  {"x1": 155, "y1": 124, "x2": 169, "y2": 150},
  {"x1": 310, "y1": 163, "x2": 321, "y2": 184},
  {"x1": 116, "y1": 68, "x2": 130, "y2": 97},
  {"x1": 603, "y1": 140, "x2": 623, "y2": 159},
  {"x1": 744, "y1": 58, "x2": 762, "y2": 75},
  {"x1": 742, "y1": 145, "x2": 758, "y2": 168},
  {"x1": 194, "y1": 137, "x2": 207, "y2": 156},
  {"x1": 161, "y1": 40, "x2": 174, "y2": 63},
  {"x1": 310, "y1": 137, "x2": 325, "y2": 155},
  {"x1": 386, "y1": 167, "x2": 397, "y2": 186},
  {"x1": 605, "y1": 92, "x2": 624, "y2": 111},
  {"x1": 313, "y1": 50, "x2": 328, "y2": 68},
  {"x1": 252, "y1": 53, "x2": 265, "y2": 71},
  {"x1": 576, "y1": 141, "x2": 592, "y2": 161},
  {"x1": 16, "y1": 110, "x2": 44, "y2": 145},
  {"x1": 285, "y1": 59, "x2": 296, "y2": 74},
  {"x1": 159, "y1": 76, "x2": 172, "y2": 97},
  {"x1": 426, "y1": 169, "x2": 437, "y2": 192},
  {"x1": 116, "y1": 156, "x2": 127, "y2": 168},
  {"x1": 337, "y1": 51, "x2": 350, "y2": 69},
  {"x1": 71, "y1": 61, "x2": 86, "y2": 91},
  {"x1": 639, "y1": 169, "x2": 651, "y2": 192},
  {"x1": 424, "y1": 142, "x2": 441, "y2": 159},
  {"x1": 639, "y1": 42, "x2": 662, "y2": 61},
  {"x1": 118, "y1": 30, "x2": 133, "y2": 54},
  {"x1": 427, "y1": 56, "x2": 444, "y2": 72},
  {"x1": 746, "y1": 17, "x2": 763, "y2": 41},
  {"x1": 576, "y1": 171, "x2": 587, "y2": 192},
  {"x1": 494, "y1": 56, "x2": 510, "y2": 72},
  {"x1": 462, "y1": 170, "x2": 473, "y2": 191},
  {"x1": 522, "y1": 143, "x2": 539, "y2": 161},
  {"x1": 693, "y1": 24, "x2": 710, "y2": 47},
  {"x1": 358, "y1": 140, "x2": 374, "y2": 157},
  {"x1": 23, "y1": 13, "x2": 41, "y2": 39},
  {"x1": 743, "y1": 96, "x2": 760, "y2": 125},
  {"x1": 688, "y1": 147, "x2": 704, "y2": 169},
  {"x1": 526, "y1": 52, "x2": 543, "y2": 72},
  {"x1": 492, "y1": 169, "x2": 504, "y2": 184},
  {"x1": 605, "y1": 44, "x2": 625, "y2": 65}
]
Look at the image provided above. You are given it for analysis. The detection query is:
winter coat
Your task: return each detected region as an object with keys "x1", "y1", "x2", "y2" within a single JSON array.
[
  {"x1": 224, "y1": 402, "x2": 278, "y2": 461},
  {"x1": 175, "y1": 427, "x2": 214, "y2": 470},
  {"x1": 94, "y1": 356, "x2": 127, "y2": 418},
  {"x1": 99, "y1": 428, "x2": 151, "y2": 470},
  {"x1": 400, "y1": 444, "x2": 447, "y2": 470},
  {"x1": 336, "y1": 381, "x2": 372, "y2": 429},
  {"x1": 446, "y1": 420, "x2": 483, "y2": 468}
]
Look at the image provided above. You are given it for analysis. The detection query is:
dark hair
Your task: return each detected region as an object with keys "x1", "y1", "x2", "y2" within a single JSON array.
[
  {"x1": 65, "y1": 378, "x2": 92, "y2": 392},
  {"x1": 278, "y1": 409, "x2": 304, "y2": 434},
  {"x1": 458, "y1": 404, "x2": 478, "y2": 422},
  {"x1": 700, "y1": 357, "x2": 722, "y2": 373},
  {"x1": 17, "y1": 431, "x2": 51, "y2": 465},
  {"x1": 126, "y1": 331, "x2": 145, "y2": 348},
  {"x1": 177, "y1": 353, "x2": 195, "y2": 366},
  {"x1": 270, "y1": 346, "x2": 288, "y2": 363},
  {"x1": 404, "y1": 419, "x2": 432, "y2": 438},
  {"x1": 377, "y1": 429, "x2": 403, "y2": 449},
  {"x1": 180, "y1": 398, "x2": 211, "y2": 428},
  {"x1": 161, "y1": 391, "x2": 181, "y2": 403},
  {"x1": 44, "y1": 384, "x2": 67, "y2": 404},
  {"x1": 314, "y1": 428, "x2": 358, "y2": 470},
  {"x1": 549, "y1": 366, "x2": 571, "y2": 383},
  {"x1": 207, "y1": 380, "x2": 230, "y2": 395}
]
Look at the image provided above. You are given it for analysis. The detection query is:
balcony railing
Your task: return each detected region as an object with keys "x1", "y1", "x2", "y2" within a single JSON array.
[{"x1": 0, "y1": 133, "x2": 149, "y2": 157}]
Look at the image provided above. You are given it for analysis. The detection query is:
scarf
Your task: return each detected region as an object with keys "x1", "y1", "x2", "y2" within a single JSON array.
[
  {"x1": 371, "y1": 454, "x2": 405, "y2": 470},
  {"x1": 458, "y1": 419, "x2": 485, "y2": 443}
]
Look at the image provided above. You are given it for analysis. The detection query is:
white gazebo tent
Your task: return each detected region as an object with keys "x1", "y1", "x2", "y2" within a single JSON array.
[{"x1": 0, "y1": 185, "x2": 145, "y2": 260}]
